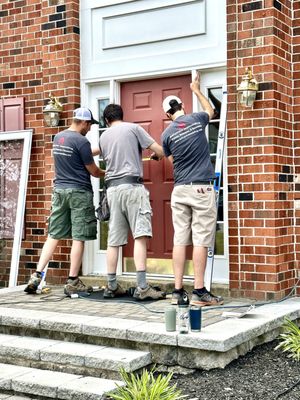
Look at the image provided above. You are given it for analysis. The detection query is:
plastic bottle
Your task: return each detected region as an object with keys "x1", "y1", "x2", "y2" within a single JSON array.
[{"x1": 178, "y1": 292, "x2": 190, "y2": 334}]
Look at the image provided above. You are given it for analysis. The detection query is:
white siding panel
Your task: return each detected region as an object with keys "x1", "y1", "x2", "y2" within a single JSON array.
[
  {"x1": 81, "y1": 0, "x2": 226, "y2": 81},
  {"x1": 102, "y1": 2, "x2": 206, "y2": 49}
]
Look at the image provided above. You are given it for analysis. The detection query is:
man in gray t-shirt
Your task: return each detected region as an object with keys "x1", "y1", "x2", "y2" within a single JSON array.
[
  {"x1": 161, "y1": 73, "x2": 223, "y2": 307},
  {"x1": 98, "y1": 103, "x2": 166, "y2": 301}
]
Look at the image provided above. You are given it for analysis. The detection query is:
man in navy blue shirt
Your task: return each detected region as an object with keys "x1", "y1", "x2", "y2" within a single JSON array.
[
  {"x1": 162, "y1": 73, "x2": 224, "y2": 306},
  {"x1": 24, "y1": 108, "x2": 105, "y2": 296}
]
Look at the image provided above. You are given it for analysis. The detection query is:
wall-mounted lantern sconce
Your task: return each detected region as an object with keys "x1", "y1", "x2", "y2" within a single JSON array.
[
  {"x1": 237, "y1": 67, "x2": 258, "y2": 108},
  {"x1": 43, "y1": 94, "x2": 63, "y2": 127}
]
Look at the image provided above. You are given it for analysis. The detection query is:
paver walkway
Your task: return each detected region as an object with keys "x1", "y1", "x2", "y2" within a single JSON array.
[{"x1": 0, "y1": 285, "x2": 256, "y2": 328}]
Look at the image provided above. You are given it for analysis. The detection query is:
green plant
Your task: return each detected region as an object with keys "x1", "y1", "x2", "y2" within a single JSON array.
[
  {"x1": 108, "y1": 367, "x2": 186, "y2": 400},
  {"x1": 275, "y1": 318, "x2": 300, "y2": 361}
]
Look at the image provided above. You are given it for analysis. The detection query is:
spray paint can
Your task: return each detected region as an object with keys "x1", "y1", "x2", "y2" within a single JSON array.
[{"x1": 178, "y1": 293, "x2": 189, "y2": 334}]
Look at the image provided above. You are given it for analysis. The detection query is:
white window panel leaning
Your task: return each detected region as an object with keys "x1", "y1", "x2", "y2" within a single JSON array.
[{"x1": 0, "y1": 130, "x2": 33, "y2": 287}]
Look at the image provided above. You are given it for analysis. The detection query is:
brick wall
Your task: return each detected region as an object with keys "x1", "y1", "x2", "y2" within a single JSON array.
[
  {"x1": 0, "y1": 0, "x2": 80, "y2": 287},
  {"x1": 227, "y1": 0, "x2": 296, "y2": 300},
  {"x1": 294, "y1": 1, "x2": 300, "y2": 291}
]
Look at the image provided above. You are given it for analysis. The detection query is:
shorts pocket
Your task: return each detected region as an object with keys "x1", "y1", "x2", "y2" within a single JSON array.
[
  {"x1": 84, "y1": 213, "x2": 97, "y2": 239},
  {"x1": 139, "y1": 188, "x2": 152, "y2": 215},
  {"x1": 52, "y1": 191, "x2": 61, "y2": 206}
]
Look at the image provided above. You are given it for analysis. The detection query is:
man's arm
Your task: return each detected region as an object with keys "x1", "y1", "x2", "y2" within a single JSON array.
[
  {"x1": 148, "y1": 141, "x2": 164, "y2": 160},
  {"x1": 190, "y1": 72, "x2": 214, "y2": 120},
  {"x1": 92, "y1": 147, "x2": 101, "y2": 156},
  {"x1": 85, "y1": 162, "x2": 105, "y2": 178}
]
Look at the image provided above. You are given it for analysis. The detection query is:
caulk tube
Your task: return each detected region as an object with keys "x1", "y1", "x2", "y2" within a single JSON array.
[{"x1": 178, "y1": 293, "x2": 190, "y2": 334}]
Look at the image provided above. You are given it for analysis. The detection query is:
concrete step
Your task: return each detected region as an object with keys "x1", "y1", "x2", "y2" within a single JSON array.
[
  {"x1": 0, "y1": 363, "x2": 123, "y2": 400},
  {"x1": 0, "y1": 333, "x2": 151, "y2": 378}
]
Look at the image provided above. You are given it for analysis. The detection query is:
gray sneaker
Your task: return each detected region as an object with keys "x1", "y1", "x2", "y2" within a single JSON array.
[
  {"x1": 24, "y1": 272, "x2": 42, "y2": 294},
  {"x1": 191, "y1": 288, "x2": 224, "y2": 306},
  {"x1": 103, "y1": 283, "x2": 126, "y2": 298},
  {"x1": 64, "y1": 278, "x2": 93, "y2": 297},
  {"x1": 133, "y1": 285, "x2": 166, "y2": 301}
]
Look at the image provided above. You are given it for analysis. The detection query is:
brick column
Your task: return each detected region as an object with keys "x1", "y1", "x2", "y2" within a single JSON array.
[
  {"x1": 0, "y1": 0, "x2": 81, "y2": 286},
  {"x1": 294, "y1": 1, "x2": 300, "y2": 282},
  {"x1": 227, "y1": 0, "x2": 295, "y2": 300}
]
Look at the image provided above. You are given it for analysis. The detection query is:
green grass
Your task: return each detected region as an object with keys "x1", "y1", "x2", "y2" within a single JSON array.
[
  {"x1": 108, "y1": 368, "x2": 186, "y2": 400},
  {"x1": 275, "y1": 318, "x2": 300, "y2": 361}
]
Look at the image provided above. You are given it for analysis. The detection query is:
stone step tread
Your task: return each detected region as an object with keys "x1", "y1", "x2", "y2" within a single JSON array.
[
  {"x1": 0, "y1": 363, "x2": 123, "y2": 400},
  {"x1": 0, "y1": 334, "x2": 151, "y2": 372}
]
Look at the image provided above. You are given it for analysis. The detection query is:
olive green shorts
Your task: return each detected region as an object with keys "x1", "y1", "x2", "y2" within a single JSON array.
[{"x1": 48, "y1": 188, "x2": 97, "y2": 241}]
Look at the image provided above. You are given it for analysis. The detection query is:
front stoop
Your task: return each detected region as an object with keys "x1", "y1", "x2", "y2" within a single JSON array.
[
  {"x1": 0, "y1": 363, "x2": 124, "y2": 400},
  {"x1": 0, "y1": 298, "x2": 300, "y2": 371}
]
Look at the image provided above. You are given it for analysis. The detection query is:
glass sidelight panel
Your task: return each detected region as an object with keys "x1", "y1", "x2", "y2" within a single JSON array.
[
  {"x1": 98, "y1": 98, "x2": 109, "y2": 130},
  {"x1": 97, "y1": 98, "x2": 109, "y2": 251},
  {"x1": 208, "y1": 122, "x2": 219, "y2": 154},
  {"x1": 215, "y1": 223, "x2": 224, "y2": 255},
  {"x1": 208, "y1": 87, "x2": 222, "y2": 119}
]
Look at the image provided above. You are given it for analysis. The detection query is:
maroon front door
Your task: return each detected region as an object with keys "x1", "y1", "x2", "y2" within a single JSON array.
[{"x1": 121, "y1": 75, "x2": 192, "y2": 271}]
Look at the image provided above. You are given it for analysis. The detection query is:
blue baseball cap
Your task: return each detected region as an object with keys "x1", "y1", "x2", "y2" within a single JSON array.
[{"x1": 73, "y1": 107, "x2": 99, "y2": 124}]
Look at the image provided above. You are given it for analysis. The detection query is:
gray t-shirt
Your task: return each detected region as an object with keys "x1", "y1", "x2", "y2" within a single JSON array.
[
  {"x1": 53, "y1": 129, "x2": 94, "y2": 191},
  {"x1": 162, "y1": 112, "x2": 214, "y2": 185},
  {"x1": 99, "y1": 122, "x2": 154, "y2": 180}
]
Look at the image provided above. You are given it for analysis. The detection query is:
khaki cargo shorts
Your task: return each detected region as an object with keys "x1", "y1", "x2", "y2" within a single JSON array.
[
  {"x1": 171, "y1": 184, "x2": 217, "y2": 247},
  {"x1": 107, "y1": 184, "x2": 152, "y2": 246},
  {"x1": 48, "y1": 188, "x2": 97, "y2": 241}
]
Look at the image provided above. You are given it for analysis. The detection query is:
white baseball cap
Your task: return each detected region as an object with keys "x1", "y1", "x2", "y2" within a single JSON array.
[
  {"x1": 73, "y1": 107, "x2": 99, "y2": 124},
  {"x1": 162, "y1": 95, "x2": 182, "y2": 113}
]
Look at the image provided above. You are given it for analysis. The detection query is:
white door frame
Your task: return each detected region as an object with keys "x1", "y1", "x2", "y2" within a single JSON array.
[{"x1": 82, "y1": 67, "x2": 228, "y2": 284}]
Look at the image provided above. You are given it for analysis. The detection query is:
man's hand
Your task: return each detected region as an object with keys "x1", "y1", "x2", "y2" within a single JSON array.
[
  {"x1": 150, "y1": 152, "x2": 160, "y2": 161},
  {"x1": 190, "y1": 71, "x2": 214, "y2": 120},
  {"x1": 190, "y1": 71, "x2": 201, "y2": 94}
]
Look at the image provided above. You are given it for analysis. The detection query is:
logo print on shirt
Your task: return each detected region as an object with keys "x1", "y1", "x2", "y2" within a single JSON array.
[
  {"x1": 178, "y1": 122, "x2": 186, "y2": 129},
  {"x1": 58, "y1": 137, "x2": 65, "y2": 145}
]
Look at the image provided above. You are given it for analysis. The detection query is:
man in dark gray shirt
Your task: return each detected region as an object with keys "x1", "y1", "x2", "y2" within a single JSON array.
[
  {"x1": 162, "y1": 73, "x2": 224, "y2": 307},
  {"x1": 24, "y1": 107, "x2": 105, "y2": 296}
]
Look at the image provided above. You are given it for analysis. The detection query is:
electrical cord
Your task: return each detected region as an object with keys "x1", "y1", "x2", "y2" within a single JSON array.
[
  {"x1": 77, "y1": 294, "x2": 166, "y2": 314},
  {"x1": 202, "y1": 278, "x2": 300, "y2": 313},
  {"x1": 75, "y1": 278, "x2": 300, "y2": 315},
  {"x1": 275, "y1": 377, "x2": 300, "y2": 399},
  {"x1": 0, "y1": 294, "x2": 66, "y2": 305},
  {"x1": 0, "y1": 278, "x2": 299, "y2": 314}
]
